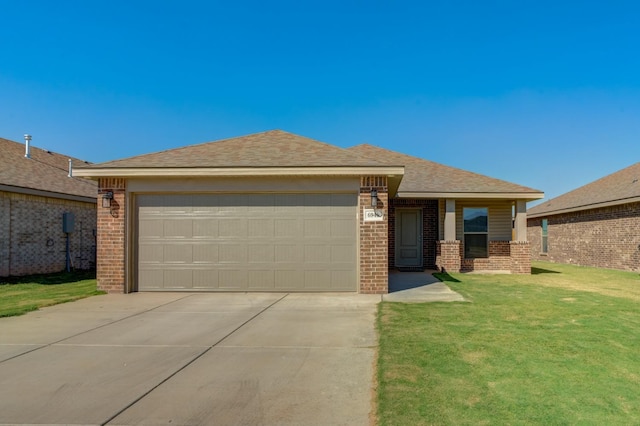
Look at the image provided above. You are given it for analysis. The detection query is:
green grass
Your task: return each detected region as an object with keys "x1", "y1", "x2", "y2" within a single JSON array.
[
  {"x1": 0, "y1": 270, "x2": 104, "y2": 318},
  {"x1": 377, "y1": 261, "x2": 640, "y2": 425}
]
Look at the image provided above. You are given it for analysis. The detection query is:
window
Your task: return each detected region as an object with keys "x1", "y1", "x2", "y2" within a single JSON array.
[
  {"x1": 541, "y1": 219, "x2": 548, "y2": 253},
  {"x1": 463, "y1": 207, "x2": 488, "y2": 258}
]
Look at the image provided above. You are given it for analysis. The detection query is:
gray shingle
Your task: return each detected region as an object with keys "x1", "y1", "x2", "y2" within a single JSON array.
[
  {"x1": 528, "y1": 162, "x2": 640, "y2": 216},
  {"x1": 79, "y1": 130, "x2": 384, "y2": 169},
  {"x1": 348, "y1": 144, "x2": 541, "y2": 195}
]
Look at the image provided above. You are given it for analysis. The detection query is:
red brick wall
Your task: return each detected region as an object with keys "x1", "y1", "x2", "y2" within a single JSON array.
[
  {"x1": 437, "y1": 240, "x2": 531, "y2": 274},
  {"x1": 528, "y1": 202, "x2": 640, "y2": 272},
  {"x1": 359, "y1": 176, "x2": 388, "y2": 294},
  {"x1": 510, "y1": 241, "x2": 531, "y2": 274},
  {"x1": 97, "y1": 178, "x2": 127, "y2": 293},
  {"x1": 388, "y1": 199, "x2": 438, "y2": 269},
  {"x1": 435, "y1": 240, "x2": 461, "y2": 273}
]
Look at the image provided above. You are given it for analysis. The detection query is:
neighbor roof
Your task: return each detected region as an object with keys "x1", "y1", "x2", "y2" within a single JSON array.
[
  {"x1": 528, "y1": 162, "x2": 640, "y2": 217},
  {"x1": 348, "y1": 144, "x2": 543, "y2": 200},
  {"x1": 0, "y1": 137, "x2": 97, "y2": 202}
]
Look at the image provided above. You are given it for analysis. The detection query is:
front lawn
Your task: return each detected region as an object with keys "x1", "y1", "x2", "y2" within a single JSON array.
[
  {"x1": 0, "y1": 271, "x2": 103, "y2": 318},
  {"x1": 377, "y1": 261, "x2": 640, "y2": 425}
]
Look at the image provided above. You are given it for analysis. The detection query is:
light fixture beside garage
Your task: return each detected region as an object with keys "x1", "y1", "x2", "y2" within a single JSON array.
[
  {"x1": 101, "y1": 191, "x2": 113, "y2": 208},
  {"x1": 370, "y1": 188, "x2": 378, "y2": 207}
]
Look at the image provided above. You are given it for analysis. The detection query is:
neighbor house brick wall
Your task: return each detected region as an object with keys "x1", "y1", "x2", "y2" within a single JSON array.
[
  {"x1": 359, "y1": 176, "x2": 388, "y2": 294},
  {"x1": 0, "y1": 190, "x2": 96, "y2": 277},
  {"x1": 388, "y1": 199, "x2": 438, "y2": 269},
  {"x1": 528, "y1": 202, "x2": 640, "y2": 272},
  {"x1": 97, "y1": 178, "x2": 127, "y2": 293}
]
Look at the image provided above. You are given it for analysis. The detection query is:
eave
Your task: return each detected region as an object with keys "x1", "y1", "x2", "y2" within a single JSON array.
[
  {"x1": 396, "y1": 191, "x2": 545, "y2": 201},
  {"x1": 528, "y1": 195, "x2": 640, "y2": 218}
]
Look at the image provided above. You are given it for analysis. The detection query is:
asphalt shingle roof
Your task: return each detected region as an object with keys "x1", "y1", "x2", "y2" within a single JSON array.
[
  {"x1": 528, "y1": 162, "x2": 640, "y2": 216},
  {"x1": 348, "y1": 144, "x2": 542, "y2": 195},
  {"x1": 0, "y1": 137, "x2": 97, "y2": 199},
  {"x1": 79, "y1": 130, "x2": 386, "y2": 169}
]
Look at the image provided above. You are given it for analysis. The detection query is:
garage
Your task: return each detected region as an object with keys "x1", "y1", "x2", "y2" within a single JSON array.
[{"x1": 136, "y1": 192, "x2": 358, "y2": 292}]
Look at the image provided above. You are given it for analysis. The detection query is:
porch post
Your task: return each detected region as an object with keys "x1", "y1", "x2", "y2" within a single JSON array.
[
  {"x1": 514, "y1": 200, "x2": 527, "y2": 242},
  {"x1": 444, "y1": 199, "x2": 456, "y2": 241}
]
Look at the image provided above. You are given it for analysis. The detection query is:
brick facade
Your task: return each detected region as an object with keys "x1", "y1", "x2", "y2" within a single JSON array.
[
  {"x1": 359, "y1": 176, "x2": 389, "y2": 294},
  {"x1": 528, "y1": 202, "x2": 640, "y2": 272},
  {"x1": 96, "y1": 178, "x2": 127, "y2": 293},
  {"x1": 435, "y1": 240, "x2": 461, "y2": 273},
  {"x1": 436, "y1": 240, "x2": 531, "y2": 274},
  {"x1": 0, "y1": 190, "x2": 96, "y2": 277},
  {"x1": 388, "y1": 198, "x2": 438, "y2": 269}
]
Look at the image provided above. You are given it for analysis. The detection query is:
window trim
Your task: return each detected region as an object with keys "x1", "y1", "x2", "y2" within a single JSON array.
[{"x1": 463, "y1": 207, "x2": 489, "y2": 259}]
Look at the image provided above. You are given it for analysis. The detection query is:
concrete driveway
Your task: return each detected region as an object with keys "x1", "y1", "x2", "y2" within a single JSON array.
[{"x1": 0, "y1": 292, "x2": 379, "y2": 425}]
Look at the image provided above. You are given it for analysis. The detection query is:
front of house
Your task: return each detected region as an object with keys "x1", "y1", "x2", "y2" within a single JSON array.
[{"x1": 75, "y1": 130, "x2": 543, "y2": 294}]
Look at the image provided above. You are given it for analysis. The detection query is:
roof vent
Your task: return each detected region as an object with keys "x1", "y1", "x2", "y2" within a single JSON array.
[
  {"x1": 24, "y1": 134, "x2": 32, "y2": 158},
  {"x1": 68, "y1": 159, "x2": 73, "y2": 177}
]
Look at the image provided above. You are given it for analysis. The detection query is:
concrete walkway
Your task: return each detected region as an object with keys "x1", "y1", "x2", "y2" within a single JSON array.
[
  {"x1": 0, "y1": 293, "x2": 379, "y2": 425},
  {"x1": 383, "y1": 270, "x2": 465, "y2": 303}
]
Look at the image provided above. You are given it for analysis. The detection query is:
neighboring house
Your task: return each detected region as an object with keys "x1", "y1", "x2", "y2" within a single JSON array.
[
  {"x1": 0, "y1": 136, "x2": 98, "y2": 277},
  {"x1": 528, "y1": 162, "x2": 640, "y2": 272},
  {"x1": 74, "y1": 130, "x2": 543, "y2": 294}
]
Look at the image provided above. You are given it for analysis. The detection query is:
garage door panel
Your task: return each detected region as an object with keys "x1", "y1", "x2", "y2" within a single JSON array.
[
  {"x1": 218, "y1": 270, "x2": 248, "y2": 289},
  {"x1": 218, "y1": 244, "x2": 247, "y2": 263},
  {"x1": 164, "y1": 219, "x2": 193, "y2": 238},
  {"x1": 274, "y1": 245, "x2": 303, "y2": 263},
  {"x1": 331, "y1": 270, "x2": 355, "y2": 288},
  {"x1": 304, "y1": 245, "x2": 330, "y2": 263},
  {"x1": 331, "y1": 245, "x2": 355, "y2": 263},
  {"x1": 247, "y1": 219, "x2": 274, "y2": 237},
  {"x1": 274, "y1": 219, "x2": 300, "y2": 237},
  {"x1": 139, "y1": 244, "x2": 163, "y2": 264},
  {"x1": 164, "y1": 244, "x2": 193, "y2": 263},
  {"x1": 137, "y1": 193, "x2": 356, "y2": 292},
  {"x1": 331, "y1": 218, "x2": 355, "y2": 237},
  {"x1": 193, "y1": 244, "x2": 219, "y2": 263},
  {"x1": 248, "y1": 245, "x2": 275, "y2": 263},
  {"x1": 193, "y1": 219, "x2": 218, "y2": 238},
  {"x1": 193, "y1": 270, "x2": 219, "y2": 289},
  {"x1": 304, "y1": 219, "x2": 330, "y2": 237},
  {"x1": 248, "y1": 270, "x2": 275, "y2": 289},
  {"x1": 164, "y1": 269, "x2": 192, "y2": 289}
]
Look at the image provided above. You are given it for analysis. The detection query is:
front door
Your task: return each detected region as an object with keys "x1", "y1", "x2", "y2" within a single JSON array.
[{"x1": 395, "y1": 209, "x2": 422, "y2": 267}]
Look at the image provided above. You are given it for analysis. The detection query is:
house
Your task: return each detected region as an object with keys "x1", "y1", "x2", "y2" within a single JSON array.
[
  {"x1": 527, "y1": 162, "x2": 640, "y2": 272},
  {"x1": 0, "y1": 136, "x2": 98, "y2": 277},
  {"x1": 74, "y1": 130, "x2": 543, "y2": 294}
]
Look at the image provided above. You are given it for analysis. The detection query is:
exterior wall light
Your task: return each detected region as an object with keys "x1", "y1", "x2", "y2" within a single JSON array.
[
  {"x1": 102, "y1": 191, "x2": 114, "y2": 208},
  {"x1": 370, "y1": 189, "x2": 378, "y2": 207}
]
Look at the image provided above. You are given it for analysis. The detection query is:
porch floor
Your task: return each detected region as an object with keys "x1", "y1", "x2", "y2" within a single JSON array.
[{"x1": 383, "y1": 270, "x2": 465, "y2": 303}]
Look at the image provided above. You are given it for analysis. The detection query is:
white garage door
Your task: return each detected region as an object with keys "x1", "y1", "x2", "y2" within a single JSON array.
[{"x1": 136, "y1": 193, "x2": 357, "y2": 292}]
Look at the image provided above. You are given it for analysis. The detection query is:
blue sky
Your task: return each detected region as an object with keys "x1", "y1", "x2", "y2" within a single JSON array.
[{"x1": 1, "y1": 0, "x2": 639, "y2": 204}]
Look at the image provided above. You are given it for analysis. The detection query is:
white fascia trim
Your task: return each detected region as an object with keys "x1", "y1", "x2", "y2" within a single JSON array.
[
  {"x1": 527, "y1": 196, "x2": 640, "y2": 218},
  {"x1": 396, "y1": 191, "x2": 545, "y2": 200},
  {"x1": 73, "y1": 166, "x2": 405, "y2": 178}
]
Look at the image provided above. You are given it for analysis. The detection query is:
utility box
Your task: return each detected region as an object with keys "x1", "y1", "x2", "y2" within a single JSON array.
[{"x1": 63, "y1": 212, "x2": 75, "y2": 234}]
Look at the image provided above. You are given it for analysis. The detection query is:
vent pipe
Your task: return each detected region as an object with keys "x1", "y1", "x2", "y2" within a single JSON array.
[
  {"x1": 24, "y1": 134, "x2": 32, "y2": 158},
  {"x1": 68, "y1": 159, "x2": 73, "y2": 177}
]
